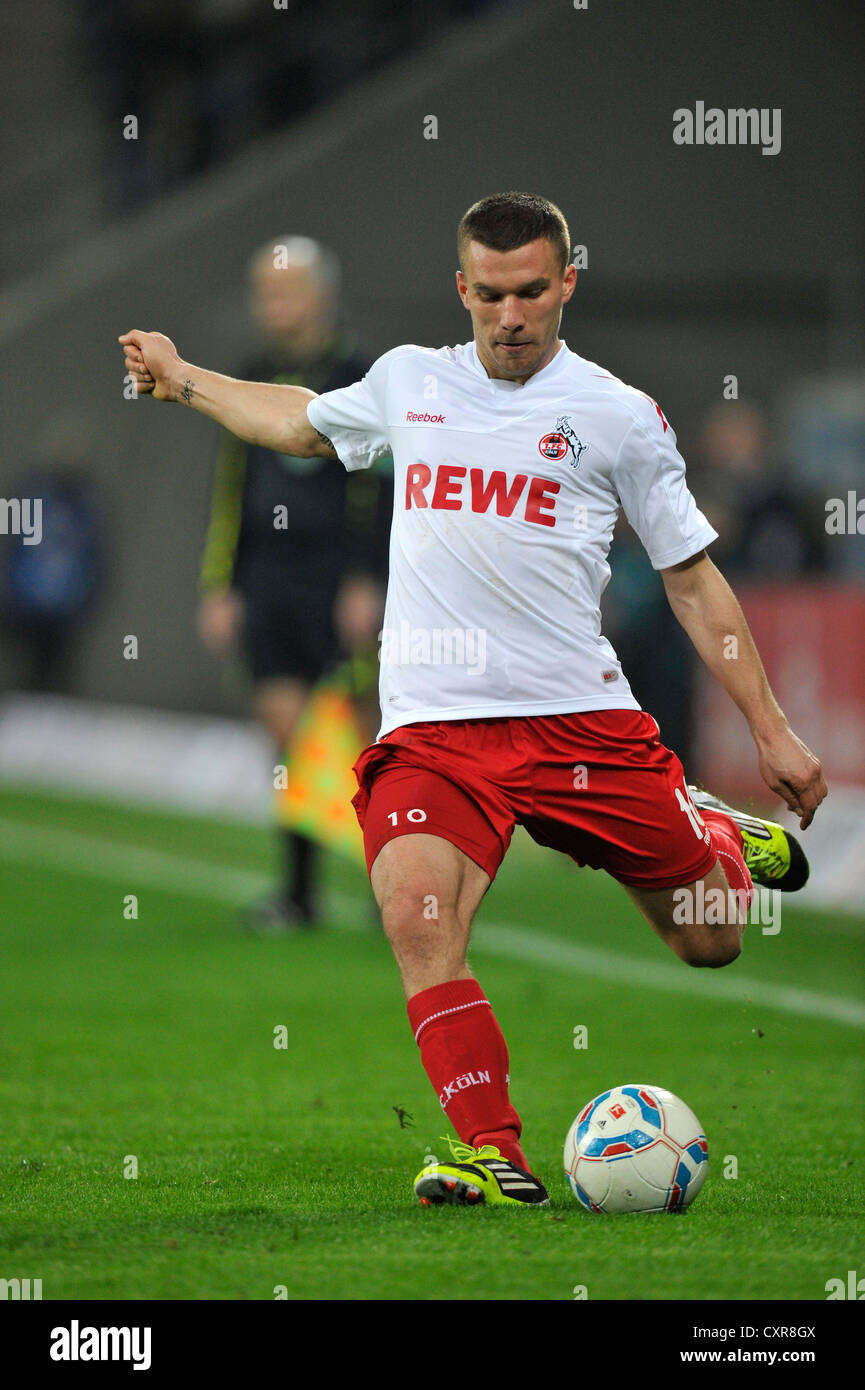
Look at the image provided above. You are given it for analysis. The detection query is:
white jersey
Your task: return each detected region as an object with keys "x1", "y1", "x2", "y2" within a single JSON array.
[{"x1": 306, "y1": 340, "x2": 717, "y2": 739}]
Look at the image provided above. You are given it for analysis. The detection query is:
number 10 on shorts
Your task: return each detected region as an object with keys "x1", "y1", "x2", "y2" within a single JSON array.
[{"x1": 387, "y1": 808, "x2": 428, "y2": 825}]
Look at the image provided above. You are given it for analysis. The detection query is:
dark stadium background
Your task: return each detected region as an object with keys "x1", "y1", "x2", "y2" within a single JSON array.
[{"x1": 0, "y1": 0, "x2": 861, "y2": 718}]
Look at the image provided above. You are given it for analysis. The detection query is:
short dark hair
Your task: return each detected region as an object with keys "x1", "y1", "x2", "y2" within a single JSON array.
[{"x1": 458, "y1": 192, "x2": 571, "y2": 272}]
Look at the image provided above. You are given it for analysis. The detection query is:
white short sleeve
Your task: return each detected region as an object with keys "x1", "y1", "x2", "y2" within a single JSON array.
[
  {"x1": 306, "y1": 352, "x2": 392, "y2": 472},
  {"x1": 612, "y1": 403, "x2": 718, "y2": 569}
]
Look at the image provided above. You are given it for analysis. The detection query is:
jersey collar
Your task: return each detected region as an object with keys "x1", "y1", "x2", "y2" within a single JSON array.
[{"x1": 468, "y1": 338, "x2": 569, "y2": 391}]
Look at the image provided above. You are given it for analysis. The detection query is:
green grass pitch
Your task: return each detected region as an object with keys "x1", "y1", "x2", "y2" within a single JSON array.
[{"x1": 1, "y1": 784, "x2": 862, "y2": 1301}]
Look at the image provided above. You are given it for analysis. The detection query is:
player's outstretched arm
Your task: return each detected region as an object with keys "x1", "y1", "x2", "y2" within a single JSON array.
[
  {"x1": 117, "y1": 329, "x2": 338, "y2": 458},
  {"x1": 661, "y1": 550, "x2": 827, "y2": 829}
]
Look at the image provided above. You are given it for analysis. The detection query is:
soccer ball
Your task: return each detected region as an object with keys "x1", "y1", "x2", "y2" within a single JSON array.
[{"x1": 564, "y1": 1083, "x2": 708, "y2": 1213}]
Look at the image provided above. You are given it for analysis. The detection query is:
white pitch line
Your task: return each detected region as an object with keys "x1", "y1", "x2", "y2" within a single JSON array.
[
  {"x1": 469, "y1": 923, "x2": 865, "y2": 1031},
  {"x1": 2, "y1": 817, "x2": 864, "y2": 1030},
  {"x1": 0, "y1": 817, "x2": 270, "y2": 901}
]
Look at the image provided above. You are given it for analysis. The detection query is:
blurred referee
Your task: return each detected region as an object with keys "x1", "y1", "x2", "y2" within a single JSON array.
[{"x1": 197, "y1": 237, "x2": 392, "y2": 929}]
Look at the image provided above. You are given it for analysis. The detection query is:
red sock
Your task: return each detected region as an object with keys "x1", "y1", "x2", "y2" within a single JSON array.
[
  {"x1": 407, "y1": 978, "x2": 530, "y2": 1172},
  {"x1": 700, "y1": 808, "x2": 754, "y2": 908}
]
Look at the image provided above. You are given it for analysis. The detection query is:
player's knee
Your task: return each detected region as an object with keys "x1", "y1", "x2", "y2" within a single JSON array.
[
  {"x1": 378, "y1": 882, "x2": 459, "y2": 950},
  {"x1": 379, "y1": 888, "x2": 467, "y2": 988},
  {"x1": 680, "y1": 929, "x2": 742, "y2": 969}
]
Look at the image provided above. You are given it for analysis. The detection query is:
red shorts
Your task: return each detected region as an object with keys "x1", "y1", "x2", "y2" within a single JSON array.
[{"x1": 351, "y1": 710, "x2": 717, "y2": 891}]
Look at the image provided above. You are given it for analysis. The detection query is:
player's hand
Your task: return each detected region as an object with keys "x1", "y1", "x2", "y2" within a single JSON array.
[
  {"x1": 118, "y1": 329, "x2": 184, "y2": 401},
  {"x1": 754, "y1": 723, "x2": 827, "y2": 829},
  {"x1": 197, "y1": 590, "x2": 244, "y2": 656}
]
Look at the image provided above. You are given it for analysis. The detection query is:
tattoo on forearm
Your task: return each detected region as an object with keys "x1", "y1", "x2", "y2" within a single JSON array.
[
  {"x1": 315, "y1": 429, "x2": 336, "y2": 456},
  {"x1": 180, "y1": 379, "x2": 195, "y2": 404}
]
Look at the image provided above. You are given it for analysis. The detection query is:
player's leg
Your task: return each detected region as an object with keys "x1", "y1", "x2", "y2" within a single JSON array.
[
  {"x1": 518, "y1": 711, "x2": 802, "y2": 970},
  {"x1": 624, "y1": 782, "x2": 810, "y2": 967},
  {"x1": 372, "y1": 829, "x2": 547, "y2": 1206},
  {"x1": 617, "y1": 775, "x2": 755, "y2": 967},
  {"x1": 370, "y1": 830, "x2": 488, "y2": 997},
  {"x1": 623, "y1": 858, "x2": 745, "y2": 968},
  {"x1": 357, "y1": 747, "x2": 548, "y2": 1205},
  {"x1": 370, "y1": 828, "x2": 529, "y2": 1165}
]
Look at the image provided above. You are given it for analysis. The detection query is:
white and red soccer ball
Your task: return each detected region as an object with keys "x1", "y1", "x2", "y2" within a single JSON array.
[{"x1": 564, "y1": 1084, "x2": 708, "y2": 1213}]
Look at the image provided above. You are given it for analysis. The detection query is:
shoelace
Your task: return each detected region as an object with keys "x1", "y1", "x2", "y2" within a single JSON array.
[{"x1": 442, "y1": 1136, "x2": 504, "y2": 1164}]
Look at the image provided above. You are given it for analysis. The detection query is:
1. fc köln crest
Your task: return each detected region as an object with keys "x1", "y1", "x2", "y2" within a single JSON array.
[{"x1": 538, "y1": 416, "x2": 587, "y2": 468}]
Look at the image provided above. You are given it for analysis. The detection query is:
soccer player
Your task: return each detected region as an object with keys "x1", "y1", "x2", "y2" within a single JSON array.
[{"x1": 119, "y1": 191, "x2": 827, "y2": 1209}]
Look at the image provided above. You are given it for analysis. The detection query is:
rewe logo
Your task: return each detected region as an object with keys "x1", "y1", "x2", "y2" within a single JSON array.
[
  {"x1": 405, "y1": 410, "x2": 445, "y2": 423},
  {"x1": 825, "y1": 1270, "x2": 865, "y2": 1300},
  {"x1": 406, "y1": 463, "x2": 560, "y2": 527}
]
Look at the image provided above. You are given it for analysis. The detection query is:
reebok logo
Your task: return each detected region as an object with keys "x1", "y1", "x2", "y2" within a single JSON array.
[{"x1": 405, "y1": 410, "x2": 445, "y2": 423}]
